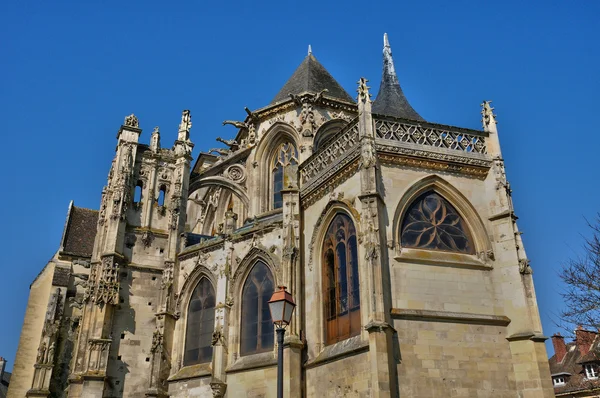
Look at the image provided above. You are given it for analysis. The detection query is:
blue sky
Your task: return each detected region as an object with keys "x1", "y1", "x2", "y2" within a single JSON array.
[{"x1": 1, "y1": 1, "x2": 598, "y2": 371}]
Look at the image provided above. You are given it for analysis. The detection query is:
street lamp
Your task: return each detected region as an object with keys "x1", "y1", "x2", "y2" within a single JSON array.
[{"x1": 268, "y1": 286, "x2": 296, "y2": 398}]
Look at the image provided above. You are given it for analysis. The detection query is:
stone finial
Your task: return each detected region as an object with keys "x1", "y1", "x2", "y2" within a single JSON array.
[
  {"x1": 178, "y1": 110, "x2": 192, "y2": 139},
  {"x1": 481, "y1": 100, "x2": 497, "y2": 132},
  {"x1": 308, "y1": 44, "x2": 312, "y2": 55},
  {"x1": 150, "y1": 126, "x2": 161, "y2": 153},
  {"x1": 384, "y1": 32, "x2": 390, "y2": 48},
  {"x1": 124, "y1": 114, "x2": 139, "y2": 128},
  {"x1": 357, "y1": 77, "x2": 371, "y2": 103}
]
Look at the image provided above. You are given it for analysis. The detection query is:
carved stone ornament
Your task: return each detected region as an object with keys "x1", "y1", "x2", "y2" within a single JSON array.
[
  {"x1": 210, "y1": 380, "x2": 227, "y2": 398},
  {"x1": 225, "y1": 164, "x2": 246, "y2": 183},
  {"x1": 179, "y1": 110, "x2": 192, "y2": 134},
  {"x1": 124, "y1": 114, "x2": 139, "y2": 128},
  {"x1": 94, "y1": 256, "x2": 120, "y2": 306},
  {"x1": 519, "y1": 258, "x2": 532, "y2": 275},
  {"x1": 141, "y1": 230, "x2": 154, "y2": 248},
  {"x1": 150, "y1": 330, "x2": 163, "y2": 354},
  {"x1": 481, "y1": 100, "x2": 497, "y2": 130},
  {"x1": 360, "y1": 139, "x2": 378, "y2": 170},
  {"x1": 211, "y1": 324, "x2": 227, "y2": 352},
  {"x1": 357, "y1": 77, "x2": 371, "y2": 103}
]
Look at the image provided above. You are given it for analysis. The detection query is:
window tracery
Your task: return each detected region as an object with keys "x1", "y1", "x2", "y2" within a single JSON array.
[
  {"x1": 272, "y1": 142, "x2": 298, "y2": 209},
  {"x1": 322, "y1": 213, "x2": 360, "y2": 345},
  {"x1": 400, "y1": 191, "x2": 473, "y2": 254},
  {"x1": 240, "y1": 261, "x2": 275, "y2": 356},
  {"x1": 183, "y1": 277, "x2": 215, "y2": 366}
]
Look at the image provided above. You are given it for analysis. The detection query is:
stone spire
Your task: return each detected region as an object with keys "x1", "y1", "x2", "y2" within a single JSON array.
[{"x1": 372, "y1": 33, "x2": 424, "y2": 121}]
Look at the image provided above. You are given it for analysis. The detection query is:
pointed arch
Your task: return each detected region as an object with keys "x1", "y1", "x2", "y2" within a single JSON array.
[
  {"x1": 228, "y1": 246, "x2": 280, "y2": 358},
  {"x1": 250, "y1": 122, "x2": 300, "y2": 212},
  {"x1": 392, "y1": 175, "x2": 492, "y2": 256},
  {"x1": 183, "y1": 277, "x2": 216, "y2": 365},
  {"x1": 188, "y1": 176, "x2": 250, "y2": 208},
  {"x1": 240, "y1": 261, "x2": 275, "y2": 356},
  {"x1": 314, "y1": 119, "x2": 348, "y2": 151},
  {"x1": 231, "y1": 246, "x2": 280, "y2": 293},
  {"x1": 322, "y1": 213, "x2": 361, "y2": 345}
]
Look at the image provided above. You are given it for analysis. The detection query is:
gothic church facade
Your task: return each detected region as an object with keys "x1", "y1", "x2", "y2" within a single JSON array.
[{"x1": 9, "y1": 35, "x2": 554, "y2": 397}]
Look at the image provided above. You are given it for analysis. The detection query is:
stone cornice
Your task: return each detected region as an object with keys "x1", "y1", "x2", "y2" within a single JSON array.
[{"x1": 391, "y1": 308, "x2": 511, "y2": 327}]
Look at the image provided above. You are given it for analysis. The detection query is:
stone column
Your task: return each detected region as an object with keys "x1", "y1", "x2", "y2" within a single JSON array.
[
  {"x1": 147, "y1": 111, "x2": 194, "y2": 397},
  {"x1": 357, "y1": 78, "x2": 398, "y2": 398},
  {"x1": 210, "y1": 241, "x2": 232, "y2": 397},
  {"x1": 281, "y1": 163, "x2": 303, "y2": 398}
]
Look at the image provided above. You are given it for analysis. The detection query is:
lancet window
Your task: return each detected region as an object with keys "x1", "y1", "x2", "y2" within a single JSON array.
[
  {"x1": 183, "y1": 277, "x2": 215, "y2": 366},
  {"x1": 400, "y1": 191, "x2": 473, "y2": 254},
  {"x1": 240, "y1": 261, "x2": 275, "y2": 356},
  {"x1": 322, "y1": 213, "x2": 360, "y2": 345},
  {"x1": 272, "y1": 142, "x2": 298, "y2": 209},
  {"x1": 134, "y1": 181, "x2": 143, "y2": 203},
  {"x1": 158, "y1": 185, "x2": 167, "y2": 207}
]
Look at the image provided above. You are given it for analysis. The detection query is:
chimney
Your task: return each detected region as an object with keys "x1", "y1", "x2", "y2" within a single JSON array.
[
  {"x1": 0, "y1": 357, "x2": 5, "y2": 381},
  {"x1": 575, "y1": 326, "x2": 597, "y2": 356},
  {"x1": 552, "y1": 333, "x2": 567, "y2": 363}
]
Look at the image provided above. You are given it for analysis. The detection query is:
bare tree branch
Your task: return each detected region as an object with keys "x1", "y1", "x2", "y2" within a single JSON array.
[{"x1": 559, "y1": 214, "x2": 600, "y2": 330}]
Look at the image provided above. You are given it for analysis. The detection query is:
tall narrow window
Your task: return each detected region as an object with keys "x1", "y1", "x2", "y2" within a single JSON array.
[
  {"x1": 322, "y1": 213, "x2": 360, "y2": 345},
  {"x1": 184, "y1": 277, "x2": 215, "y2": 366},
  {"x1": 272, "y1": 142, "x2": 298, "y2": 209},
  {"x1": 134, "y1": 181, "x2": 143, "y2": 203},
  {"x1": 241, "y1": 261, "x2": 275, "y2": 356},
  {"x1": 158, "y1": 185, "x2": 167, "y2": 207},
  {"x1": 400, "y1": 191, "x2": 474, "y2": 254}
]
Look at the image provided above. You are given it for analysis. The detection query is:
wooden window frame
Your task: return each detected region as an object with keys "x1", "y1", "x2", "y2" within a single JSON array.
[{"x1": 322, "y1": 213, "x2": 361, "y2": 345}]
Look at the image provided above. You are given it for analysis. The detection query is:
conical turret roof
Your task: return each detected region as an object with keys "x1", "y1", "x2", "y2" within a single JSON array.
[
  {"x1": 372, "y1": 34, "x2": 424, "y2": 121},
  {"x1": 271, "y1": 49, "x2": 354, "y2": 104}
]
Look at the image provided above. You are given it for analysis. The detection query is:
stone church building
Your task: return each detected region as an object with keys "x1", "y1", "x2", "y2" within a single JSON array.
[{"x1": 9, "y1": 35, "x2": 554, "y2": 397}]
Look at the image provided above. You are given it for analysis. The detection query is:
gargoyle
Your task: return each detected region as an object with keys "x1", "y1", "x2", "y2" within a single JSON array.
[
  {"x1": 69, "y1": 297, "x2": 83, "y2": 310},
  {"x1": 209, "y1": 148, "x2": 231, "y2": 156},
  {"x1": 222, "y1": 120, "x2": 247, "y2": 129},
  {"x1": 216, "y1": 137, "x2": 239, "y2": 151},
  {"x1": 72, "y1": 273, "x2": 89, "y2": 281}
]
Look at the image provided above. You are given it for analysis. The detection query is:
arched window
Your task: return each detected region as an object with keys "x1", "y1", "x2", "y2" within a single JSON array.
[
  {"x1": 401, "y1": 191, "x2": 474, "y2": 254},
  {"x1": 272, "y1": 142, "x2": 298, "y2": 209},
  {"x1": 183, "y1": 278, "x2": 215, "y2": 366},
  {"x1": 322, "y1": 213, "x2": 360, "y2": 345},
  {"x1": 241, "y1": 261, "x2": 275, "y2": 356},
  {"x1": 158, "y1": 185, "x2": 167, "y2": 207},
  {"x1": 133, "y1": 181, "x2": 143, "y2": 203}
]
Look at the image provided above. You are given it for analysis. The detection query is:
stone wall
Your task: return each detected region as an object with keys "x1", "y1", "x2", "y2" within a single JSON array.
[
  {"x1": 7, "y1": 261, "x2": 55, "y2": 398},
  {"x1": 105, "y1": 265, "x2": 163, "y2": 397},
  {"x1": 394, "y1": 320, "x2": 516, "y2": 397}
]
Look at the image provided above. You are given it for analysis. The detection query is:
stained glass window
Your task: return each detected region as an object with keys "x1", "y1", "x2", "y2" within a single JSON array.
[
  {"x1": 184, "y1": 278, "x2": 215, "y2": 366},
  {"x1": 272, "y1": 142, "x2": 298, "y2": 209},
  {"x1": 322, "y1": 213, "x2": 361, "y2": 345},
  {"x1": 401, "y1": 191, "x2": 473, "y2": 254},
  {"x1": 241, "y1": 261, "x2": 275, "y2": 356}
]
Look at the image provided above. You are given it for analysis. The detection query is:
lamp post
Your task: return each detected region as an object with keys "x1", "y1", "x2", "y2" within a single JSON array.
[{"x1": 268, "y1": 286, "x2": 296, "y2": 398}]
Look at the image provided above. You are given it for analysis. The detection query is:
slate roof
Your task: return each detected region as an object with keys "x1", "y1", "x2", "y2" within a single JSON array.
[
  {"x1": 62, "y1": 206, "x2": 98, "y2": 257},
  {"x1": 372, "y1": 34, "x2": 424, "y2": 121},
  {"x1": 549, "y1": 333, "x2": 600, "y2": 395},
  {"x1": 271, "y1": 53, "x2": 355, "y2": 104}
]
